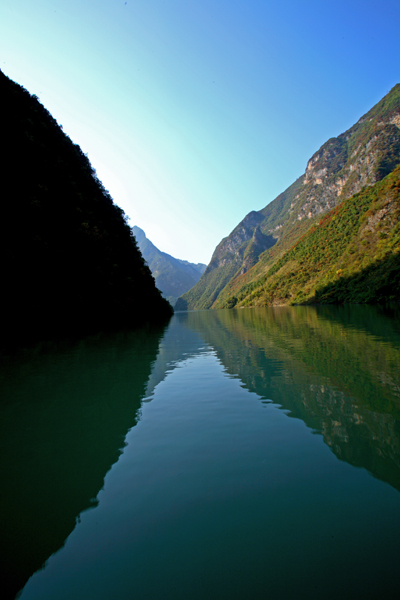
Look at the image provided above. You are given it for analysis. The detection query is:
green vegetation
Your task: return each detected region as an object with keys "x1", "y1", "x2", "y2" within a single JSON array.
[
  {"x1": 176, "y1": 211, "x2": 275, "y2": 310},
  {"x1": 222, "y1": 166, "x2": 400, "y2": 307},
  {"x1": 178, "y1": 84, "x2": 400, "y2": 310},
  {"x1": 0, "y1": 70, "x2": 172, "y2": 342},
  {"x1": 175, "y1": 258, "x2": 240, "y2": 310},
  {"x1": 259, "y1": 175, "x2": 305, "y2": 230}
]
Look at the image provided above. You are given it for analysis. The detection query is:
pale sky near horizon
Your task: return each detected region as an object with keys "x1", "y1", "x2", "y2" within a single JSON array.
[{"x1": 1, "y1": 0, "x2": 399, "y2": 264}]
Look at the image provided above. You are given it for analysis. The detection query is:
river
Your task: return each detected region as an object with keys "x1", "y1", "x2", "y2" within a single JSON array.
[{"x1": 1, "y1": 305, "x2": 400, "y2": 599}]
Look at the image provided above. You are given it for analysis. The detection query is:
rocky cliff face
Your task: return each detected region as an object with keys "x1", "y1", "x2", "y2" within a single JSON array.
[
  {"x1": 206, "y1": 211, "x2": 267, "y2": 271},
  {"x1": 291, "y1": 119, "x2": 400, "y2": 224},
  {"x1": 175, "y1": 212, "x2": 275, "y2": 310},
  {"x1": 177, "y1": 83, "x2": 400, "y2": 310},
  {"x1": 227, "y1": 164, "x2": 400, "y2": 307}
]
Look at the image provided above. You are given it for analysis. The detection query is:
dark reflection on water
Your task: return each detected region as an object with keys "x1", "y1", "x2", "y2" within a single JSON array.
[
  {"x1": 0, "y1": 325, "x2": 167, "y2": 600},
  {"x1": 184, "y1": 305, "x2": 400, "y2": 492},
  {"x1": 3, "y1": 305, "x2": 400, "y2": 600}
]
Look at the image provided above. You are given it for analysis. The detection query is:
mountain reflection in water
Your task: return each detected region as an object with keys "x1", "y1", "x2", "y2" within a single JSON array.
[
  {"x1": 2, "y1": 305, "x2": 400, "y2": 600},
  {"x1": 0, "y1": 325, "x2": 167, "y2": 599},
  {"x1": 183, "y1": 305, "x2": 400, "y2": 493}
]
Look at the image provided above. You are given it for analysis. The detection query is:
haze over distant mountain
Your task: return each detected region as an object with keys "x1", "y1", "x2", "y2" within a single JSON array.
[
  {"x1": 0, "y1": 69, "x2": 172, "y2": 342},
  {"x1": 176, "y1": 84, "x2": 400, "y2": 310},
  {"x1": 132, "y1": 226, "x2": 206, "y2": 305}
]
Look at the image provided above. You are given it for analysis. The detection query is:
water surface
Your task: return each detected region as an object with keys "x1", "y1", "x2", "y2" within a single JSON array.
[{"x1": 2, "y1": 306, "x2": 400, "y2": 599}]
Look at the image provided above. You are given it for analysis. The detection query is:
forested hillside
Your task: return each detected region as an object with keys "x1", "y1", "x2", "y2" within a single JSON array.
[
  {"x1": 0, "y1": 70, "x2": 172, "y2": 342},
  {"x1": 221, "y1": 165, "x2": 400, "y2": 307},
  {"x1": 176, "y1": 84, "x2": 400, "y2": 310}
]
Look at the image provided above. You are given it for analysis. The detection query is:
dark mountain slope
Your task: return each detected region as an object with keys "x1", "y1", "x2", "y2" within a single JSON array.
[
  {"x1": 0, "y1": 70, "x2": 172, "y2": 342},
  {"x1": 177, "y1": 84, "x2": 400, "y2": 310},
  {"x1": 131, "y1": 226, "x2": 206, "y2": 305}
]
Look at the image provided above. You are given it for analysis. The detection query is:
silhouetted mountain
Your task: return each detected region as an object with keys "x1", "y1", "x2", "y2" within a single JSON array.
[
  {"x1": 0, "y1": 70, "x2": 172, "y2": 343},
  {"x1": 132, "y1": 226, "x2": 206, "y2": 305},
  {"x1": 176, "y1": 84, "x2": 400, "y2": 310}
]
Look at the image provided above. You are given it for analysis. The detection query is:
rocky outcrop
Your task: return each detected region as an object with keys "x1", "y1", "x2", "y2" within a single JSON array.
[
  {"x1": 240, "y1": 226, "x2": 276, "y2": 274},
  {"x1": 206, "y1": 211, "x2": 265, "y2": 270},
  {"x1": 292, "y1": 119, "x2": 400, "y2": 223},
  {"x1": 178, "y1": 83, "x2": 400, "y2": 310},
  {"x1": 175, "y1": 212, "x2": 276, "y2": 310}
]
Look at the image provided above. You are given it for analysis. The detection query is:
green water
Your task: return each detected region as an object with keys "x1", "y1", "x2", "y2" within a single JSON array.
[{"x1": 1, "y1": 306, "x2": 400, "y2": 599}]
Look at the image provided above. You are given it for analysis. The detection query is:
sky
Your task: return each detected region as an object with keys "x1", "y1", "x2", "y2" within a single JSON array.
[{"x1": 1, "y1": 1, "x2": 399, "y2": 264}]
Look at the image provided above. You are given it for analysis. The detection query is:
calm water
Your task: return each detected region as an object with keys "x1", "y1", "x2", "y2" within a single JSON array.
[{"x1": 1, "y1": 306, "x2": 400, "y2": 599}]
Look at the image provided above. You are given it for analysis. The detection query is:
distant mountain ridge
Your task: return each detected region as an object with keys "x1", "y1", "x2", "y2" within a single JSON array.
[
  {"x1": 176, "y1": 83, "x2": 400, "y2": 310},
  {"x1": 132, "y1": 226, "x2": 206, "y2": 305}
]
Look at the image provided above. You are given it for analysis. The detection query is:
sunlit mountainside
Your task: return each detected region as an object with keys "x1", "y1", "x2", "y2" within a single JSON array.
[
  {"x1": 0, "y1": 69, "x2": 172, "y2": 342},
  {"x1": 176, "y1": 84, "x2": 400, "y2": 310},
  {"x1": 222, "y1": 166, "x2": 400, "y2": 306}
]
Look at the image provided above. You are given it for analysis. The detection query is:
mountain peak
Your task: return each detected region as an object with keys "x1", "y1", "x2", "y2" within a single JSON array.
[
  {"x1": 132, "y1": 228, "x2": 206, "y2": 306},
  {"x1": 131, "y1": 225, "x2": 146, "y2": 242}
]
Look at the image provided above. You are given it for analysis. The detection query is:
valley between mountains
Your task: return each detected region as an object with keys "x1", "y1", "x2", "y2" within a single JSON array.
[{"x1": 2, "y1": 65, "x2": 400, "y2": 343}]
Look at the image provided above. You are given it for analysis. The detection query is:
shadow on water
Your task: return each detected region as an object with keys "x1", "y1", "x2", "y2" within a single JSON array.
[
  {"x1": 3, "y1": 305, "x2": 400, "y2": 600},
  {"x1": 0, "y1": 324, "x2": 167, "y2": 600},
  {"x1": 181, "y1": 305, "x2": 400, "y2": 492}
]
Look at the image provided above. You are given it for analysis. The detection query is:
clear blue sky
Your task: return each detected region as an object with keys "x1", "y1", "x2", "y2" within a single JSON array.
[{"x1": 1, "y1": 0, "x2": 399, "y2": 264}]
